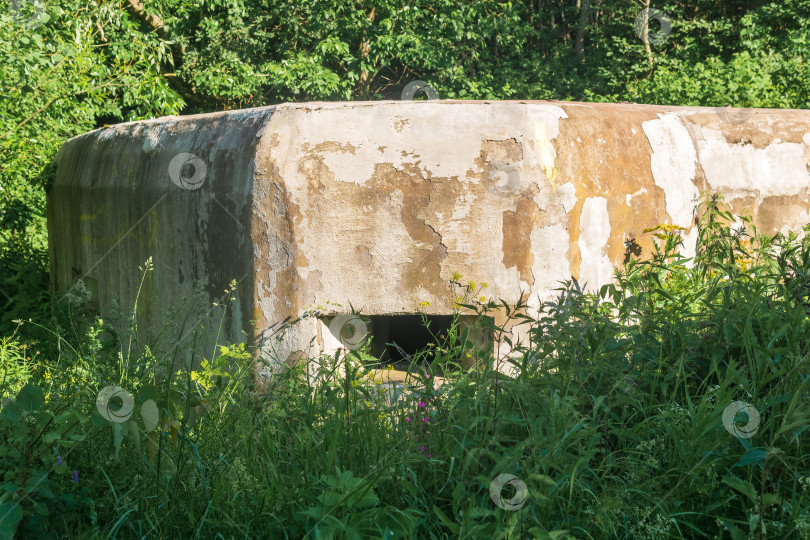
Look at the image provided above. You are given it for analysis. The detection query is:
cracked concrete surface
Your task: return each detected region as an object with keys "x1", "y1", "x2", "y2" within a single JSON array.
[{"x1": 48, "y1": 101, "x2": 810, "y2": 380}]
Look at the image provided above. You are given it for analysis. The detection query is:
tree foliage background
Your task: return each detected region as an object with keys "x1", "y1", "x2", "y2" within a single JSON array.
[{"x1": 1, "y1": 0, "x2": 809, "y2": 332}]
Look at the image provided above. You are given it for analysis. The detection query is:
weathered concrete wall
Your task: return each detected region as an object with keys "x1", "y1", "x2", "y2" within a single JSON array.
[{"x1": 48, "y1": 101, "x2": 810, "y2": 378}]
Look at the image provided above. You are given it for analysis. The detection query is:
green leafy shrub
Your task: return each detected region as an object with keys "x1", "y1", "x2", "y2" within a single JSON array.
[
  {"x1": 0, "y1": 383, "x2": 92, "y2": 539},
  {"x1": 1, "y1": 199, "x2": 809, "y2": 538}
]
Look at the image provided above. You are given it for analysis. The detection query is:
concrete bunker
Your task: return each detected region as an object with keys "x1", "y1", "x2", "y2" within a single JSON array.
[{"x1": 47, "y1": 100, "x2": 810, "y2": 383}]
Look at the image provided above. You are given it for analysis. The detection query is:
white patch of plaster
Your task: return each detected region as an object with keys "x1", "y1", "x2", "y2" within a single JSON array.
[
  {"x1": 557, "y1": 182, "x2": 578, "y2": 213},
  {"x1": 530, "y1": 223, "x2": 571, "y2": 304},
  {"x1": 271, "y1": 102, "x2": 568, "y2": 191},
  {"x1": 642, "y1": 114, "x2": 699, "y2": 228},
  {"x1": 802, "y1": 133, "x2": 810, "y2": 146},
  {"x1": 527, "y1": 105, "x2": 567, "y2": 189},
  {"x1": 625, "y1": 187, "x2": 647, "y2": 207},
  {"x1": 578, "y1": 197, "x2": 613, "y2": 291},
  {"x1": 697, "y1": 129, "x2": 808, "y2": 198}
]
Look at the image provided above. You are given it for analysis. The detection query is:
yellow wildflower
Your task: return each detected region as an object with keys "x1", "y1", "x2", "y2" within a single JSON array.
[
  {"x1": 468, "y1": 281, "x2": 476, "y2": 292},
  {"x1": 644, "y1": 223, "x2": 686, "y2": 234},
  {"x1": 452, "y1": 272, "x2": 461, "y2": 282}
]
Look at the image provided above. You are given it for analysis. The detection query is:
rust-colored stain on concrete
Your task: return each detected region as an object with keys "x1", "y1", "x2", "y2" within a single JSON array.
[{"x1": 502, "y1": 197, "x2": 538, "y2": 285}]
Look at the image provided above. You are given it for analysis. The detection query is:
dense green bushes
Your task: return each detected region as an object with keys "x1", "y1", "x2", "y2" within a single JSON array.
[{"x1": 1, "y1": 203, "x2": 809, "y2": 538}]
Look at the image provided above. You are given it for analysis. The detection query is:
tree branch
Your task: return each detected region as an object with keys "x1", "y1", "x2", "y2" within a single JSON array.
[
  {"x1": 126, "y1": 0, "x2": 167, "y2": 35},
  {"x1": 123, "y1": 0, "x2": 206, "y2": 109},
  {"x1": 575, "y1": 0, "x2": 591, "y2": 59},
  {"x1": 640, "y1": 0, "x2": 654, "y2": 68},
  {"x1": 356, "y1": 7, "x2": 377, "y2": 100}
]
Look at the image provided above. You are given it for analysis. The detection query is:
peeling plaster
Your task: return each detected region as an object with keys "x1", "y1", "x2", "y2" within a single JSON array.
[
  {"x1": 642, "y1": 114, "x2": 700, "y2": 229},
  {"x1": 697, "y1": 129, "x2": 808, "y2": 198},
  {"x1": 578, "y1": 197, "x2": 613, "y2": 290},
  {"x1": 557, "y1": 182, "x2": 578, "y2": 213},
  {"x1": 530, "y1": 223, "x2": 571, "y2": 301}
]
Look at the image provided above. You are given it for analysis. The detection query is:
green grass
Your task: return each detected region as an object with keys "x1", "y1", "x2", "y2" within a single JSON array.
[{"x1": 1, "y1": 197, "x2": 810, "y2": 539}]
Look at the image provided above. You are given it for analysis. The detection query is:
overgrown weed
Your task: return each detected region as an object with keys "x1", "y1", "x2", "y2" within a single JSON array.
[{"x1": 1, "y1": 198, "x2": 809, "y2": 538}]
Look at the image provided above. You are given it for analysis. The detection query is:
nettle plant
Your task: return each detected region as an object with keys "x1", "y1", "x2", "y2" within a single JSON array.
[
  {"x1": 94, "y1": 274, "x2": 256, "y2": 479},
  {"x1": 0, "y1": 383, "x2": 92, "y2": 538},
  {"x1": 0, "y1": 265, "x2": 258, "y2": 536}
]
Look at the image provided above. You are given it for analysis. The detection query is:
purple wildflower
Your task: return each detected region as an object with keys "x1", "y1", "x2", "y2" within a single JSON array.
[
  {"x1": 57, "y1": 456, "x2": 62, "y2": 466},
  {"x1": 405, "y1": 417, "x2": 411, "y2": 423},
  {"x1": 72, "y1": 471, "x2": 78, "y2": 483},
  {"x1": 418, "y1": 401, "x2": 426, "y2": 408}
]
